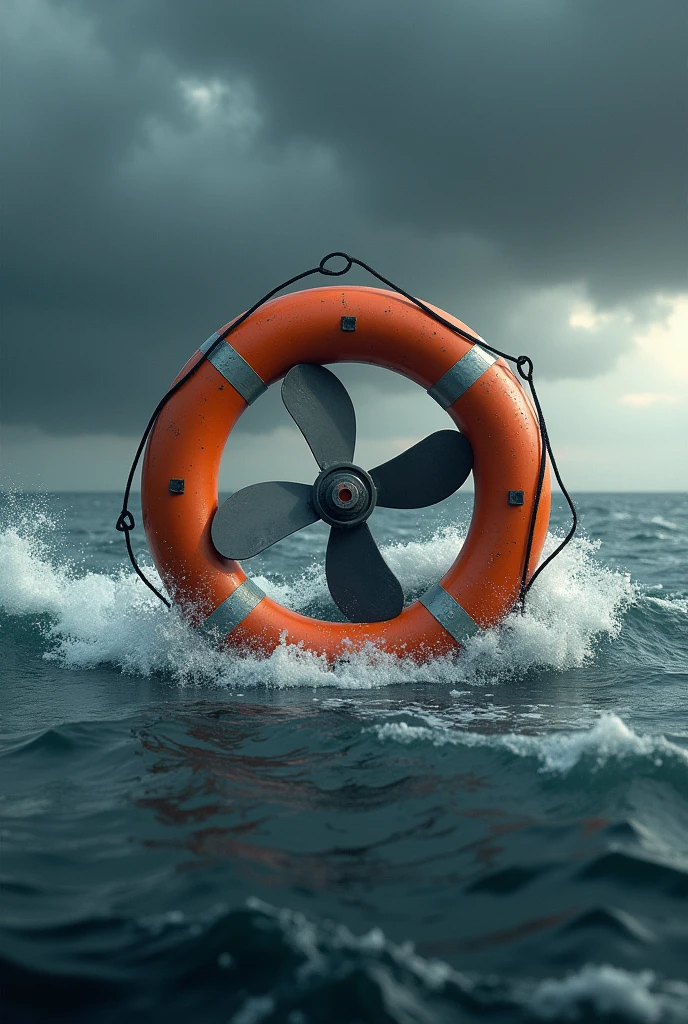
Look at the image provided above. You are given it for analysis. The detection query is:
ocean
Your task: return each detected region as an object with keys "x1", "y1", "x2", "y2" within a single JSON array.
[{"x1": 1, "y1": 490, "x2": 687, "y2": 1023}]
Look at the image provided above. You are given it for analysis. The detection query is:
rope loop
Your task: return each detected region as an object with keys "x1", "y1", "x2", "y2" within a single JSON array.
[
  {"x1": 118, "y1": 252, "x2": 577, "y2": 618},
  {"x1": 116, "y1": 509, "x2": 135, "y2": 533},
  {"x1": 516, "y1": 355, "x2": 534, "y2": 382},
  {"x1": 319, "y1": 252, "x2": 354, "y2": 277}
]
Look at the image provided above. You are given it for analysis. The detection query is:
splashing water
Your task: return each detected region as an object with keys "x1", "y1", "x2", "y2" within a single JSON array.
[{"x1": 0, "y1": 504, "x2": 633, "y2": 688}]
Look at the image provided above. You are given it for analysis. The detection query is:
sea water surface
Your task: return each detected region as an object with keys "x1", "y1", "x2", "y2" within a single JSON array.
[{"x1": 1, "y1": 491, "x2": 687, "y2": 1023}]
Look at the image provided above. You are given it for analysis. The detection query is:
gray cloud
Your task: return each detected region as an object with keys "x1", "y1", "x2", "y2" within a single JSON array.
[{"x1": 1, "y1": 0, "x2": 685, "y2": 437}]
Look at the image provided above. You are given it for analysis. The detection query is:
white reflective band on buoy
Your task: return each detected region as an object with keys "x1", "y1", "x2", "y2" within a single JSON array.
[
  {"x1": 203, "y1": 578, "x2": 265, "y2": 636},
  {"x1": 419, "y1": 583, "x2": 480, "y2": 646},
  {"x1": 201, "y1": 335, "x2": 267, "y2": 405},
  {"x1": 427, "y1": 345, "x2": 496, "y2": 409},
  {"x1": 200, "y1": 331, "x2": 222, "y2": 354}
]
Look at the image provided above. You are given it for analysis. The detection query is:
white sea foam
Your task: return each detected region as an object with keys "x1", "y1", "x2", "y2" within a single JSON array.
[
  {"x1": 370, "y1": 713, "x2": 688, "y2": 774},
  {"x1": 648, "y1": 515, "x2": 680, "y2": 532},
  {"x1": 645, "y1": 594, "x2": 688, "y2": 615},
  {"x1": 523, "y1": 964, "x2": 688, "y2": 1022},
  {"x1": 0, "y1": 509, "x2": 634, "y2": 688}
]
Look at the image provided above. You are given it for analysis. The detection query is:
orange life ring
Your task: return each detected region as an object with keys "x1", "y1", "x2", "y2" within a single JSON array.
[{"x1": 141, "y1": 285, "x2": 550, "y2": 660}]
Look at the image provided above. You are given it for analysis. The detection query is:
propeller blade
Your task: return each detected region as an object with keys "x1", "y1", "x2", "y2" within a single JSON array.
[
  {"x1": 369, "y1": 430, "x2": 473, "y2": 509},
  {"x1": 326, "y1": 523, "x2": 404, "y2": 622},
  {"x1": 281, "y1": 364, "x2": 356, "y2": 469},
  {"x1": 211, "y1": 481, "x2": 318, "y2": 559}
]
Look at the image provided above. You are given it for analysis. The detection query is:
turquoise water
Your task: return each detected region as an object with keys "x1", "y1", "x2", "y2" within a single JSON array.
[{"x1": 1, "y1": 491, "x2": 687, "y2": 1022}]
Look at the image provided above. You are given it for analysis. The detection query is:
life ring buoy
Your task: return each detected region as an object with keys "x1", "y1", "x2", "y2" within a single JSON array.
[{"x1": 141, "y1": 285, "x2": 550, "y2": 660}]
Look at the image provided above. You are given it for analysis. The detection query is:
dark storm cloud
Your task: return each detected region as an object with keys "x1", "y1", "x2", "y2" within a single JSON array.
[{"x1": 1, "y1": 0, "x2": 685, "y2": 435}]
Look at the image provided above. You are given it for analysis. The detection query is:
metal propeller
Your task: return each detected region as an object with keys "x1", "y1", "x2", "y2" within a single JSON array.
[{"x1": 211, "y1": 364, "x2": 474, "y2": 622}]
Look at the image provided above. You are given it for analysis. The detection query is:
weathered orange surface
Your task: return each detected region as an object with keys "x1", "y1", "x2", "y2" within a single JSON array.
[{"x1": 142, "y1": 286, "x2": 550, "y2": 660}]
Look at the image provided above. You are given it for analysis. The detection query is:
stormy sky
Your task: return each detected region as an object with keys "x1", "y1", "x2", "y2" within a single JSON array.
[{"x1": 1, "y1": 0, "x2": 686, "y2": 491}]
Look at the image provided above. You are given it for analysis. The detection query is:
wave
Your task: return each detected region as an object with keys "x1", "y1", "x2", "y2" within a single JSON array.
[
  {"x1": 521, "y1": 964, "x2": 688, "y2": 1023},
  {"x1": 6, "y1": 894, "x2": 686, "y2": 1023},
  {"x1": 644, "y1": 592, "x2": 688, "y2": 616},
  {"x1": 647, "y1": 515, "x2": 681, "y2": 533},
  {"x1": 0, "y1": 503, "x2": 639, "y2": 688},
  {"x1": 228, "y1": 899, "x2": 688, "y2": 1022},
  {"x1": 125, "y1": 899, "x2": 688, "y2": 1023},
  {"x1": 369, "y1": 712, "x2": 688, "y2": 776}
]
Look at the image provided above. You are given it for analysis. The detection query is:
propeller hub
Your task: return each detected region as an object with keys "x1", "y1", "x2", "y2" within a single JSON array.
[{"x1": 312, "y1": 463, "x2": 377, "y2": 528}]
